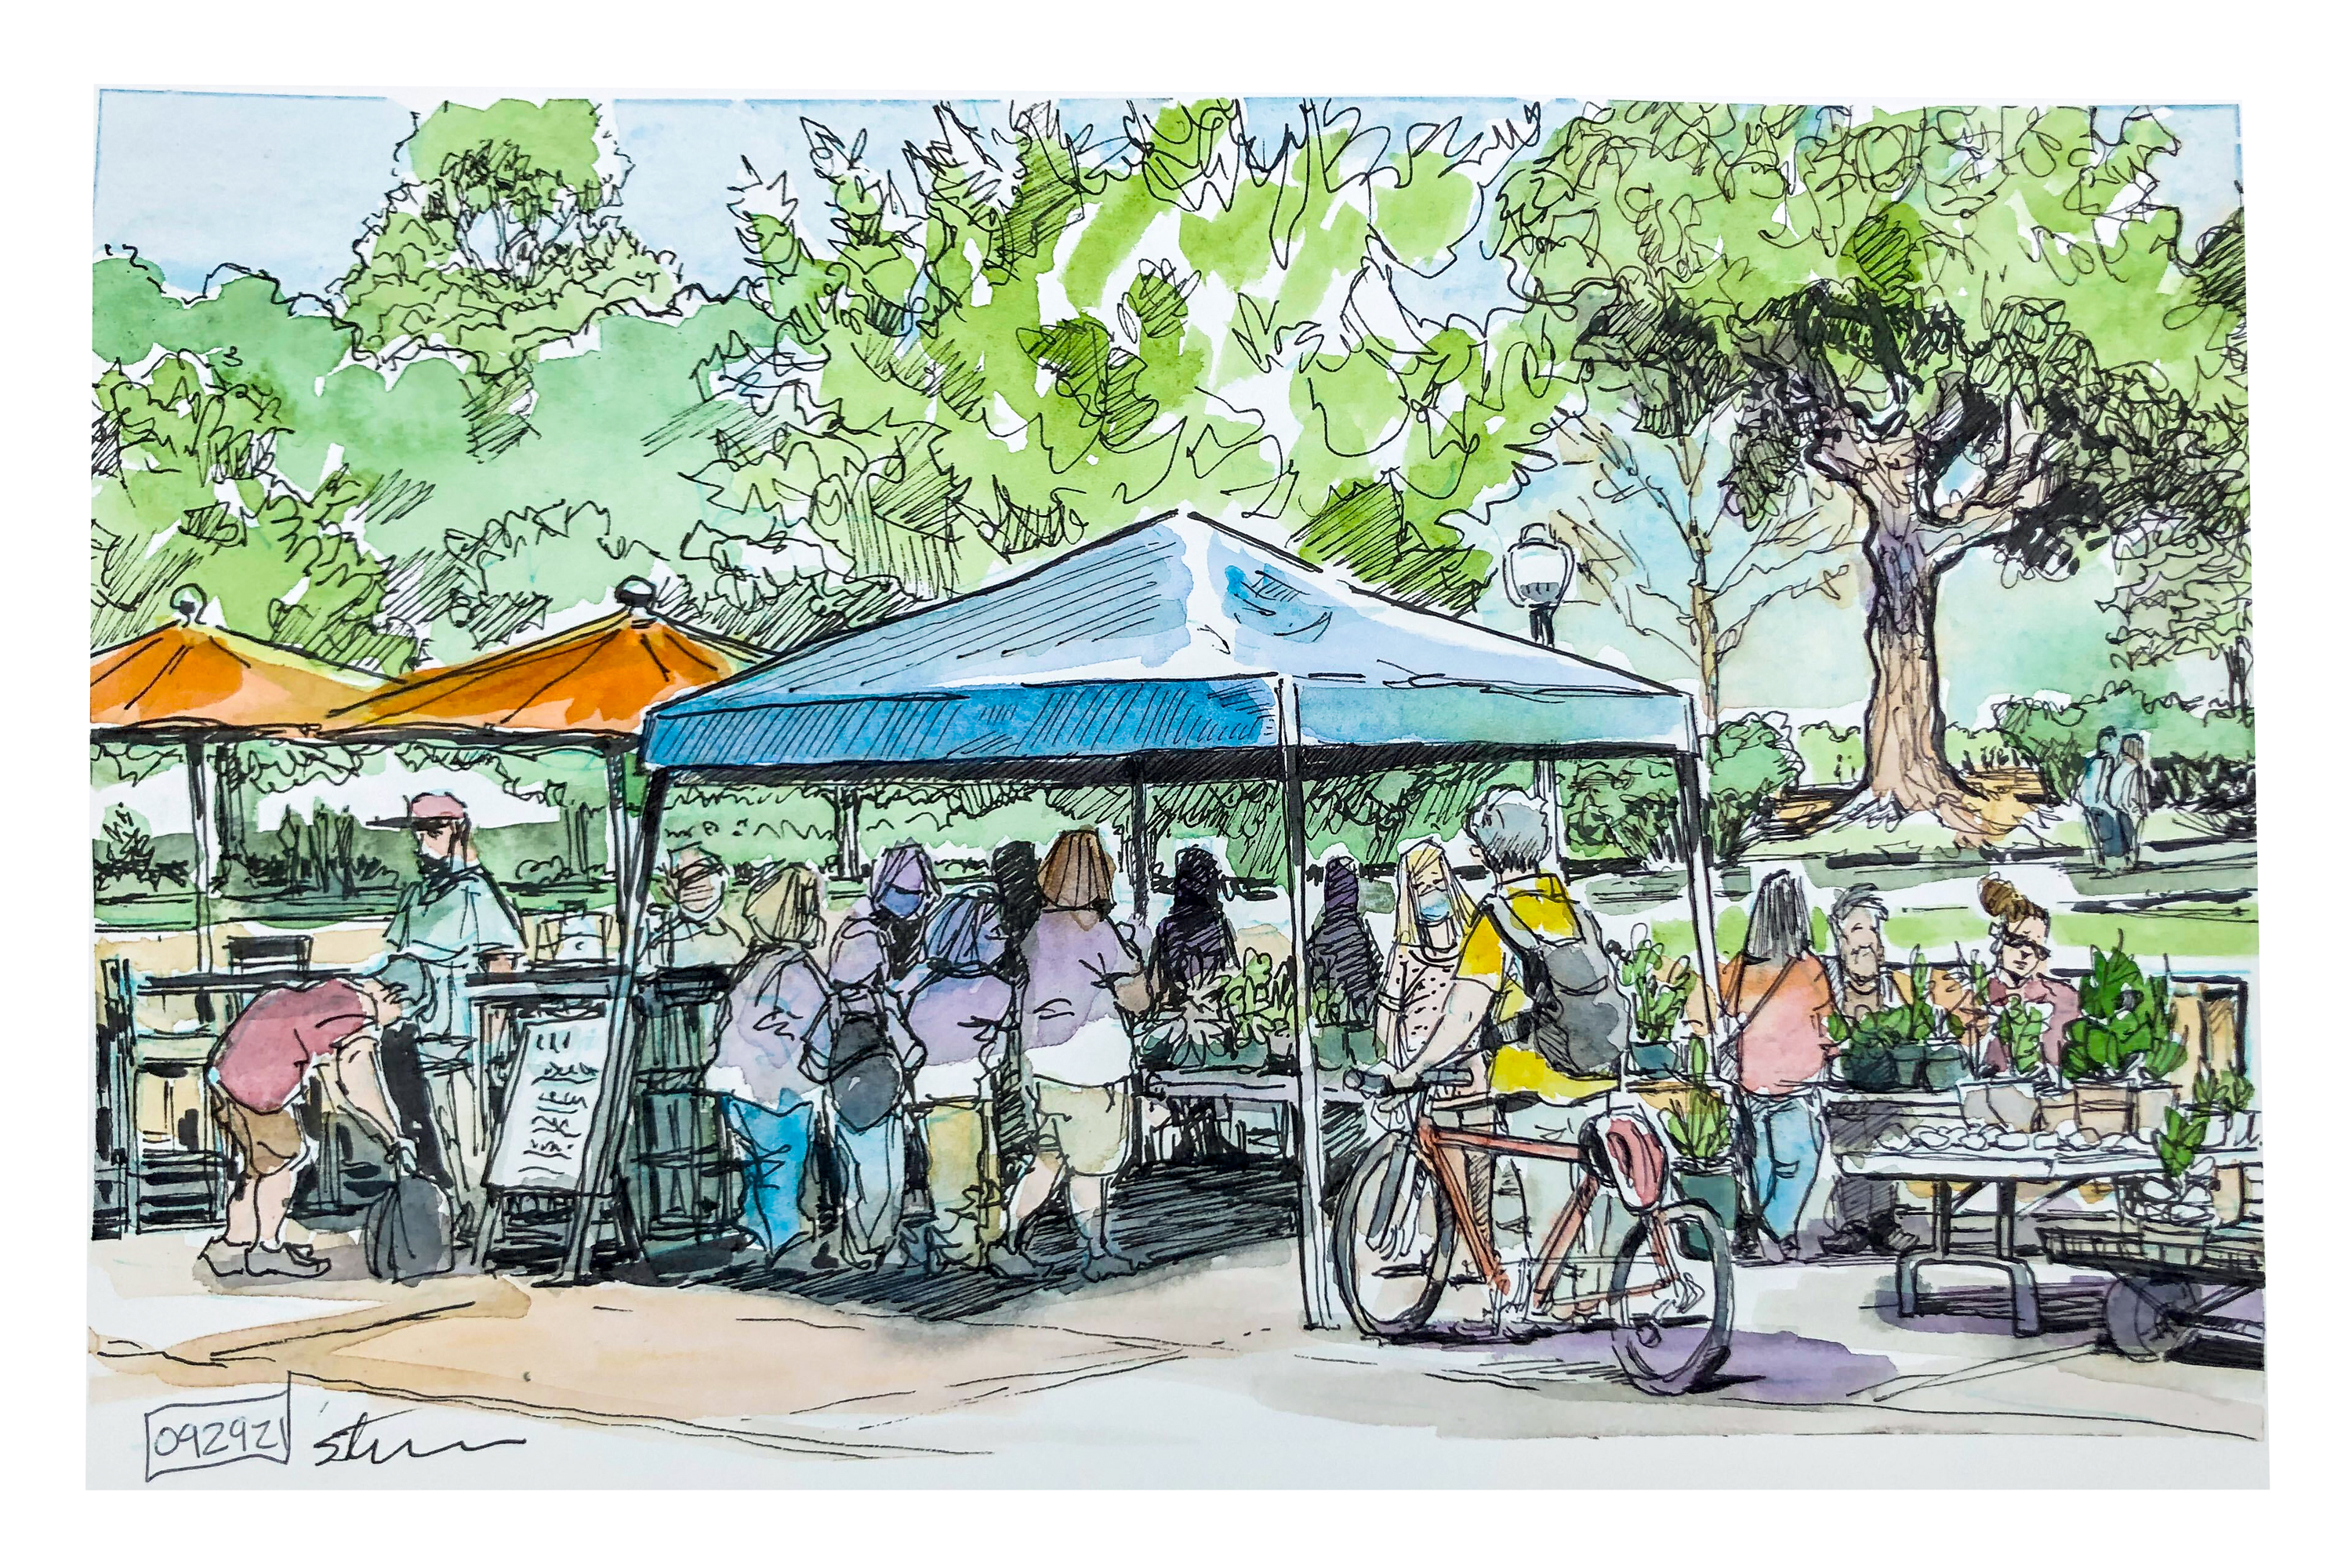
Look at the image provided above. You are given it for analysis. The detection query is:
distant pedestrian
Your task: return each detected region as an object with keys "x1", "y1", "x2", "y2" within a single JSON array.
[
  {"x1": 2078, "y1": 728, "x2": 2126, "y2": 871},
  {"x1": 2112, "y1": 734, "x2": 2153, "y2": 869},
  {"x1": 1146, "y1": 845, "x2": 1240, "y2": 1011}
]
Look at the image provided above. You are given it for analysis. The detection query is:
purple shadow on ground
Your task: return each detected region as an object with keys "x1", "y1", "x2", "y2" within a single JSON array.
[{"x1": 1708, "y1": 1330, "x2": 1900, "y2": 1403}]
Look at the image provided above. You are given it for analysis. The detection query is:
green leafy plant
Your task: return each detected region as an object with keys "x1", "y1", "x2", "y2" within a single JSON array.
[
  {"x1": 2154, "y1": 1105, "x2": 2209, "y2": 1185},
  {"x1": 1824, "y1": 950, "x2": 1944, "y2": 1051},
  {"x1": 2063, "y1": 941, "x2": 2185, "y2": 1083},
  {"x1": 2192, "y1": 1067, "x2": 2255, "y2": 1115},
  {"x1": 1991, "y1": 1000, "x2": 2049, "y2": 1078},
  {"x1": 1617, "y1": 932, "x2": 1697, "y2": 1042},
  {"x1": 1664, "y1": 1087, "x2": 1733, "y2": 1164},
  {"x1": 1211, "y1": 950, "x2": 1295, "y2": 1058}
]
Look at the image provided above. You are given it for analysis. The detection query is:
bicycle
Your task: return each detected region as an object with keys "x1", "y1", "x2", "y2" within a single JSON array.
[{"x1": 1332, "y1": 1065, "x2": 1734, "y2": 1396}]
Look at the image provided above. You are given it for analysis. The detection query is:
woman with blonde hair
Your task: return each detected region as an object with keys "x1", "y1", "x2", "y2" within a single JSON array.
[
  {"x1": 704, "y1": 862, "x2": 833, "y2": 1273},
  {"x1": 1374, "y1": 839, "x2": 1495, "y2": 1235},
  {"x1": 995, "y1": 827, "x2": 1152, "y2": 1281}
]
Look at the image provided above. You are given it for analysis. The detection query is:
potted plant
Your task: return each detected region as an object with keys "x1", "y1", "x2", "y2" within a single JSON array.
[
  {"x1": 1224, "y1": 950, "x2": 1298, "y2": 1073},
  {"x1": 2191, "y1": 1066, "x2": 2257, "y2": 1147},
  {"x1": 1617, "y1": 930, "x2": 1697, "y2": 1078},
  {"x1": 1826, "y1": 953, "x2": 1944, "y2": 1091},
  {"x1": 1965, "y1": 999, "x2": 2049, "y2": 1131},
  {"x1": 2061, "y1": 942, "x2": 2188, "y2": 1137},
  {"x1": 1664, "y1": 1086, "x2": 1739, "y2": 1236},
  {"x1": 2132, "y1": 1105, "x2": 2219, "y2": 1262}
]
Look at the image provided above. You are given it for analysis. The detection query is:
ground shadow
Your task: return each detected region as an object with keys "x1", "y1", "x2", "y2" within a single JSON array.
[{"x1": 684, "y1": 1162, "x2": 1302, "y2": 1322}]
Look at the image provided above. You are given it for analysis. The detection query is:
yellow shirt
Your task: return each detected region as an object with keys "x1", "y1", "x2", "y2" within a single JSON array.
[{"x1": 1457, "y1": 873, "x2": 1616, "y2": 1105}]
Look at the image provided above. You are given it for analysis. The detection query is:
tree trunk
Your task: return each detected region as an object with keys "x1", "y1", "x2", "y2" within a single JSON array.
[
  {"x1": 2222, "y1": 638, "x2": 2252, "y2": 715},
  {"x1": 1848, "y1": 507, "x2": 1994, "y2": 833},
  {"x1": 1690, "y1": 575, "x2": 1722, "y2": 731}
]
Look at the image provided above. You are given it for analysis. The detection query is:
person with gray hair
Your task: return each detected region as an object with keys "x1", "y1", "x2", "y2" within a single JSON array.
[
  {"x1": 1462, "y1": 787, "x2": 1552, "y2": 878},
  {"x1": 1819, "y1": 885, "x2": 1922, "y2": 1258},
  {"x1": 1383, "y1": 786, "x2": 1632, "y2": 1331},
  {"x1": 1704, "y1": 870, "x2": 1838, "y2": 1265}
]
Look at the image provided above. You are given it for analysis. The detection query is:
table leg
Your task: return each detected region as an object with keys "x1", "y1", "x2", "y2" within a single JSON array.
[{"x1": 1896, "y1": 1181, "x2": 1951, "y2": 1318}]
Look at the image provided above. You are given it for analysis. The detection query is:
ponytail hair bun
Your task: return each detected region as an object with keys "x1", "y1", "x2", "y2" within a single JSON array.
[{"x1": 1980, "y1": 877, "x2": 2049, "y2": 927}]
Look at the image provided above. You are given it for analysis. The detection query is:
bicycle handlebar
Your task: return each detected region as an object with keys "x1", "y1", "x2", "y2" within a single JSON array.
[{"x1": 1343, "y1": 1065, "x2": 1474, "y2": 1098}]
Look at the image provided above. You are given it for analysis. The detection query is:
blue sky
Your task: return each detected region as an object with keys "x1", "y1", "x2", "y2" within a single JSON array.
[
  {"x1": 96, "y1": 92, "x2": 2241, "y2": 299},
  {"x1": 91, "y1": 91, "x2": 2243, "y2": 716}
]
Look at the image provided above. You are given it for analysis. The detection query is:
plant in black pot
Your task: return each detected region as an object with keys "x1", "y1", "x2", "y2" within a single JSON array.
[
  {"x1": 1617, "y1": 929, "x2": 1697, "y2": 1079},
  {"x1": 1664, "y1": 1086, "x2": 1738, "y2": 1239},
  {"x1": 1826, "y1": 956, "x2": 1944, "y2": 1091}
]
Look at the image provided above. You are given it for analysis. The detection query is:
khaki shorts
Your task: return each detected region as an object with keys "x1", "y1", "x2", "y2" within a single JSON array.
[
  {"x1": 212, "y1": 1087, "x2": 311, "y2": 1178},
  {"x1": 1029, "y1": 1078, "x2": 1131, "y2": 1178}
]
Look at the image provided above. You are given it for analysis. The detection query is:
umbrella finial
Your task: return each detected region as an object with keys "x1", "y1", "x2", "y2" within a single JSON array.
[
  {"x1": 615, "y1": 576, "x2": 659, "y2": 618},
  {"x1": 170, "y1": 586, "x2": 205, "y2": 625}
]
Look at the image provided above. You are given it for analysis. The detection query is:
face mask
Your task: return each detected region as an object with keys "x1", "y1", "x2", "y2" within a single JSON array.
[
  {"x1": 877, "y1": 884, "x2": 926, "y2": 920},
  {"x1": 1417, "y1": 894, "x2": 1454, "y2": 924}
]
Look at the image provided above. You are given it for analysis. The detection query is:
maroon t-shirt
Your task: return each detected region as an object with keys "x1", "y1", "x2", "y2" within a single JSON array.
[{"x1": 211, "y1": 978, "x2": 372, "y2": 1112}]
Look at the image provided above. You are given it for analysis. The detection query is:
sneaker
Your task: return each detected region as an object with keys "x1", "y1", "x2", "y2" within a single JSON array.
[
  {"x1": 1817, "y1": 1223, "x2": 1875, "y2": 1258},
  {"x1": 200, "y1": 1237, "x2": 247, "y2": 1278},
  {"x1": 1752, "y1": 1229, "x2": 1791, "y2": 1267},
  {"x1": 244, "y1": 1245, "x2": 329, "y2": 1279},
  {"x1": 1076, "y1": 1250, "x2": 1137, "y2": 1283},
  {"x1": 1868, "y1": 1218, "x2": 1923, "y2": 1256}
]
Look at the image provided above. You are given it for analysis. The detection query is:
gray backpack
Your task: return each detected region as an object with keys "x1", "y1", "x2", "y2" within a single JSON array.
[{"x1": 1482, "y1": 895, "x2": 1632, "y2": 1078}]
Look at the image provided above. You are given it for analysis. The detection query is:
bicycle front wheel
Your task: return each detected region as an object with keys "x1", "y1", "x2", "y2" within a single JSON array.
[
  {"x1": 1333, "y1": 1133, "x2": 1455, "y2": 1339},
  {"x1": 1609, "y1": 1201, "x2": 1735, "y2": 1395}
]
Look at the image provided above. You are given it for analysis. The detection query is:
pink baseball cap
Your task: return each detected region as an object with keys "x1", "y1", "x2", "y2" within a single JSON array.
[{"x1": 370, "y1": 792, "x2": 470, "y2": 830}]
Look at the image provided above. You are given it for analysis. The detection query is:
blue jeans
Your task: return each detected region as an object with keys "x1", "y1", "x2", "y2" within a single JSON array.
[
  {"x1": 1741, "y1": 1090, "x2": 1824, "y2": 1242},
  {"x1": 722, "y1": 1095, "x2": 815, "y2": 1253},
  {"x1": 829, "y1": 1111, "x2": 906, "y2": 1264}
]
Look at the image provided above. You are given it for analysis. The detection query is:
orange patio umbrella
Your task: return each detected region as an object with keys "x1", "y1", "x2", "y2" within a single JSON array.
[
  {"x1": 323, "y1": 579, "x2": 770, "y2": 742},
  {"x1": 321, "y1": 578, "x2": 775, "y2": 961},
  {"x1": 92, "y1": 592, "x2": 385, "y2": 971}
]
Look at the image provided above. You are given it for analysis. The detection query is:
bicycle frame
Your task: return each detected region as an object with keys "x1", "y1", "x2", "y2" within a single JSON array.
[{"x1": 1403, "y1": 1109, "x2": 1686, "y2": 1318}]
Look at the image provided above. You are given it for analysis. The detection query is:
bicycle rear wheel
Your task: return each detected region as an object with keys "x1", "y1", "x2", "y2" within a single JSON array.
[
  {"x1": 1609, "y1": 1201, "x2": 1734, "y2": 1395},
  {"x1": 1334, "y1": 1134, "x2": 1455, "y2": 1338}
]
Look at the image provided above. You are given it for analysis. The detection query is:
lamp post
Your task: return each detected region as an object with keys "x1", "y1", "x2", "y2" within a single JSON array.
[{"x1": 1502, "y1": 523, "x2": 1578, "y2": 862}]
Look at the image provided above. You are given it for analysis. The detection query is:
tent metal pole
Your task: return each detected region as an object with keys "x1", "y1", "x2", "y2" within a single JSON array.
[
  {"x1": 561, "y1": 763, "x2": 670, "y2": 1283},
  {"x1": 1127, "y1": 761, "x2": 1150, "y2": 920},
  {"x1": 183, "y1": 739, "x2": 216, "y2": 980},
  {"x1": 1679, "y1": 702, "x2": 1724, "y2": 1059},
  {"x1": 1277, "y1": 677, "x2": 1335, "y2": 1329}
]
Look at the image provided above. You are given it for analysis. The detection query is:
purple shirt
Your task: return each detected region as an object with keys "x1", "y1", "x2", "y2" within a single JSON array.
[
  {"x1": 1020, "y1": 910, "x2": 1142, "y2": 1051},
  {"x1": 900, "y1": 971, "x2": 1016, "y2": 1072}
]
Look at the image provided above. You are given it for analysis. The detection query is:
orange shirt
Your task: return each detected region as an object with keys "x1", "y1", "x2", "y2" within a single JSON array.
[{"x1": 1714, "y1": 953, "x2": 1837, "y2": 1097}]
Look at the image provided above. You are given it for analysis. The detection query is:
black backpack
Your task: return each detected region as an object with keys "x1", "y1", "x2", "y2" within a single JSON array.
[
  {"x1": 1481, "y1": 894, "x2": 1632, "y2": 1078},
  {"x1": 365, "y1": 1167, "x2": 454, "y2": 1284}
]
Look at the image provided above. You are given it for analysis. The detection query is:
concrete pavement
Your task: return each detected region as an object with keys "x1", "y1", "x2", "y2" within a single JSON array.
[{"x1": 89, "y1": 1214, "x2": 2264, "y2": 1487}]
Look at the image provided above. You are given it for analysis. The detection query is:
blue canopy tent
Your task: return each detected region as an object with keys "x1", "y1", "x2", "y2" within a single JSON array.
[{"x1": 605, "y1": 511, "x2": 1723, "y2": 1323}]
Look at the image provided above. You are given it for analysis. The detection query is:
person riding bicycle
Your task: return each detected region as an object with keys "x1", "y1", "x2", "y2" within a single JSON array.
[{"x1": 1377, "y1": 787, "x2": 1637, "y2": 1330}]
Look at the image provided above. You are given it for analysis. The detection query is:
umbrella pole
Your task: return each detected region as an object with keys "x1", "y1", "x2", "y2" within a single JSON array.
[
  {"x1": 183, "y1": 739, "x2": 216, "y2": 981},
  {"x1": 563, "y1": 763, "x2": 670, "y2": 1283},
  {"x1": 1278, "y1": 677, "x2": 1335, "y2": 1330}
]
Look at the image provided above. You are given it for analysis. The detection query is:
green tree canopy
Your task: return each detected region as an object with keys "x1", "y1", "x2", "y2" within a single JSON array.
[{"x1": 1493, "y1": 103, "x2": 2247, "y2": 827}]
